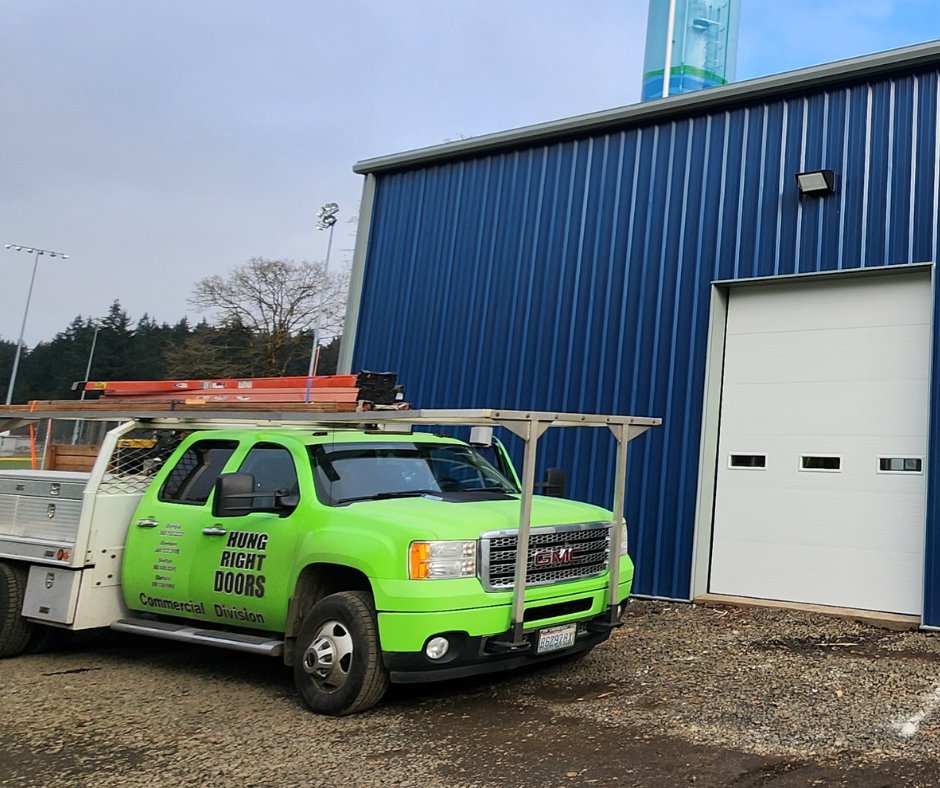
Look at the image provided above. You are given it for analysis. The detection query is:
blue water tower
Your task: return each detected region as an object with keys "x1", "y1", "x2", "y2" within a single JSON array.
[{"x1": 642, "y1": 0, "x2": 740, "y2": 101}]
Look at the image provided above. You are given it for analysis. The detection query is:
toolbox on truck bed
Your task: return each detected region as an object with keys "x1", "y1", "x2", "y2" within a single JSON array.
[{"x1": 0, "y1": 471, "x2": 89, "y2": 564}]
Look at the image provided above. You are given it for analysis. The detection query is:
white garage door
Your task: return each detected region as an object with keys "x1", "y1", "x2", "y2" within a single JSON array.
[{"x1": 709, "y1": 270, "x2": 931, "y2": 615}]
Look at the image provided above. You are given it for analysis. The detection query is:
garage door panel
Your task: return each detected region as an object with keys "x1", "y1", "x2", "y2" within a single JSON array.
[
  {"x1": 710, "y1": 271, "x2": 930, "y2": 615},
  {"x1": 723, "y1": 330, "x2": 929, "y2": 385},
  {"x1": 710, "y1": 509, "x2": 924, "y2": 551},
  {"x1": 711, "y1": 547, "x2": 923, "y2": 613},
  {"x1": 711, "y1": 544, "x2": 924, "y2": 614},
  {"x1": 718, "y1": 405, "x2": 927, "y2": 439},
  {"x1": 727, "y1": 278, "x2": 931, "y2": 334}
]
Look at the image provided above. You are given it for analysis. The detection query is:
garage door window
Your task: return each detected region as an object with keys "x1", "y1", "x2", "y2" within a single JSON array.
[
  {"x1": 729, "y1": 454, "x2": 766, "y2": 469},
  {"x1": 800, "y1": 455, "x2": 841, "y2": 472},
  {"x1": 878, "y1": 457, "x2": 923, "y2": 474}
]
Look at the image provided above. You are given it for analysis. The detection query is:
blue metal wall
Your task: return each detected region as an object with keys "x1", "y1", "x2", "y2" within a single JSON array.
[{"x1": 353, "y1": 69, "x2": 940, "y2": 618}]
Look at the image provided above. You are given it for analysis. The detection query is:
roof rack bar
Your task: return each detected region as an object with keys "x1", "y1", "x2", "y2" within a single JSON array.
[{"x1": 0, "y1": 405, "x2": 661, "y2": 431}]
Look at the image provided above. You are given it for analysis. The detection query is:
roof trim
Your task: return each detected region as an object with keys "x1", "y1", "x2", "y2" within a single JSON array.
[{"x1": 354, "y1": 39, "x2": 940, "y2": 175}]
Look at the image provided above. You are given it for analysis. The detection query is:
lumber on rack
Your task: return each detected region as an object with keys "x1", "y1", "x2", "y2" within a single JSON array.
[{"x1": 14, "y1": 400, "x2": 364, "y2": 414}]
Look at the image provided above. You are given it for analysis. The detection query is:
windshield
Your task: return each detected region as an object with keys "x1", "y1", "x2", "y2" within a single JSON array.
[{"x1": 309, "y1": 441, "x2": 519, "y2": 505}]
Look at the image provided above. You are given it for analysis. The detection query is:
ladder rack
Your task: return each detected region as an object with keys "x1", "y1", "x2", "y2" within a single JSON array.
[{"x1": 0, "y1": 403, "x2": 661, "y2": 643}]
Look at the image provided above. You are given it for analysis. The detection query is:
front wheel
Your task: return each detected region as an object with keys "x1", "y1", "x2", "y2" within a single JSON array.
[
  {"x1": 293, "y1": 591, "x2": 389, "y2": 716},
  {"x1": 0, "y1": 561, "x2": 34, "y2": 658}
]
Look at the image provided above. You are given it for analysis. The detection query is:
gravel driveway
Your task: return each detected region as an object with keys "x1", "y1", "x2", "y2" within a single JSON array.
[{"x1": 2, "y1": 600, "x2": 940, "y2": 787}]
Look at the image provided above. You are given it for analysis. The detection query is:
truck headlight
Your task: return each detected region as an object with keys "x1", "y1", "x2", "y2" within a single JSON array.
[
  {"x1": 620, "y1": 522, "x2": 629, "y2": 556},
  {"x1": 409, "y1": 541, "x2": 477, "y2": 579}
]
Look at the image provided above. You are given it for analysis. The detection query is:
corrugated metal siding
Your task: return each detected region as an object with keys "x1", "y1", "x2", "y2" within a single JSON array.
[{"x1": 353, "y1": 69, "x2": 940, "y2": 614}]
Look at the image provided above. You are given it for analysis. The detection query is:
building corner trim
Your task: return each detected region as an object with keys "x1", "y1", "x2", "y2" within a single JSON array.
[{"x1": 337, "y1": 173, "x2": 377, "y2": 374}]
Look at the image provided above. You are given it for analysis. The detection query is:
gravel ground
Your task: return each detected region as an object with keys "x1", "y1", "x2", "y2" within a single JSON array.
[{"x1": 3, "y1": 600, "x2": 940, "y2": 787}]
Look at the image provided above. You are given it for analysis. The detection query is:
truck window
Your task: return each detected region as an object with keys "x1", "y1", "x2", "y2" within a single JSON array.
[
  {"x1": 159, "y1": 440, "x2": 238, "y2": 505},
  {"x1": 309, "y1": 441, "x2": 518, "y2": 506},
  {"x1": 237, "y1": 444, "x2": 299, "y2": 509}
]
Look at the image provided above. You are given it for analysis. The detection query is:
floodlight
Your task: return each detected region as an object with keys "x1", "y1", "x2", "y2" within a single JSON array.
[
  {"x1": 3, "y1": 244, "x2": 67, "y2": 404},
  {"x1": 795, "y1": 169, "x2": 835, "y2": 196}
]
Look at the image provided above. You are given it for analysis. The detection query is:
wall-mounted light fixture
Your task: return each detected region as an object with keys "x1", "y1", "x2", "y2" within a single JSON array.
[{"x1": 795, "y1": 169, "x2": 836, "y2": 196}]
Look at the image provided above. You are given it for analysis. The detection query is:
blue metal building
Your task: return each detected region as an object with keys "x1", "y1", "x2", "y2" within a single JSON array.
[{"x1": 338, "y1": 42, "x2": 940, "y2": 627}]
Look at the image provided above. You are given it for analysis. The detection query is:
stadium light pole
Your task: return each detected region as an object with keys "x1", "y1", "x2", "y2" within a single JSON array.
[
  {"x1": 307, "y1": 203, "x2": 339, "y2": 377},
  {"x1": 79, "y1": 322, "x2": 101, "y2": 401},
  {"x1": 71, "y1": 321, "x2": 101, "y2": 445},
  {"x1": 3, "y1": 245, "x2": 69, "y2": 405}
]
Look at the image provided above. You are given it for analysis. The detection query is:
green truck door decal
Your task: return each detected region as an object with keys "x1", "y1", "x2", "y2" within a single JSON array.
[
  {"x1": 190, "y1": 442, "x2": 306, "y2": 631},
  {"x1": 124, "y1": 439, "x2": 239, "y2": 614}
]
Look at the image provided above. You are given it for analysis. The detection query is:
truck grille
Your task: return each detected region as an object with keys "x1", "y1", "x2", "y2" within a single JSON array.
[{"x1": 480, "y1": 522, "x2": 611, "y2": 592}]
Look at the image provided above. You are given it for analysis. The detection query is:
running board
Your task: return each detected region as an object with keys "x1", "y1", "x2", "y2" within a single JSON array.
[{"x1": 111, "y1": 618, "x2": 284, "y2": 656}]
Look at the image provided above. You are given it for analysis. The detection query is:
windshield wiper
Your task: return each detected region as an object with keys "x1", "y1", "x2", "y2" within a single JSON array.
[
  {"x1": 453, "y1": 487, "x2": 518, "y2": 495},
  {"x1": 335, "y1": 487, "x2": 518, "y2": 505},
  {"x1": 336, "y1": 490, "x2": 443, "y2": 505}
]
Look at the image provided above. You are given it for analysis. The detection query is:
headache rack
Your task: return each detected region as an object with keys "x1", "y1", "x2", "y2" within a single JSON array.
[{"x1": 0, "y1": 402, "x2": 661, "y2": 647}]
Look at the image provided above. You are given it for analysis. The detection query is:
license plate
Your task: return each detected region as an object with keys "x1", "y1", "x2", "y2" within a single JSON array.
[{"x1": 536, "y1": 623, "x2": 577, "y2": 654}]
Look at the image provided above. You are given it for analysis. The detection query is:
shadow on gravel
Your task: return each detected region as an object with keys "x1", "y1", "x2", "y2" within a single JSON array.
[
  {"x1": 0, "y1": 734, "x2": 146, "y2": 788},
  {"x1": 32, "y1": 630, "x2": 295, "y2": 692},
  {"x1": 393, "y1": 688, "x2": 939, "y2": 788},
  {"x1": 755, "y1": 634, "x2": 940, "y2": 665}
]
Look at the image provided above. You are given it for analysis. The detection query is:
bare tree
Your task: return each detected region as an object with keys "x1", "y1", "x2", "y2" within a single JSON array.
[{"x1": 189, "y1": 257, "x2": 348, "y2": 376}]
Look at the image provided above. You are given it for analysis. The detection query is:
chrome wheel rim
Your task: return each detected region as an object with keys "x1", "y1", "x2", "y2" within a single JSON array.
[{"x1": 302, "y1": 620, "x2": 354, "y2": 693}]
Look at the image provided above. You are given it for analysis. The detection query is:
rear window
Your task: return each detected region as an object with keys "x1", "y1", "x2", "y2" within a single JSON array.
[{"x1": 159, "y1": 440, "x2": 238, "y2": 505}]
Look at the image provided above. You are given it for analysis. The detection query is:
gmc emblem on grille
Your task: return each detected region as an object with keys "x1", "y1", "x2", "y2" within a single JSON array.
[{"x1": 532, "y1": 547, "x2": 585, "y2": 567}]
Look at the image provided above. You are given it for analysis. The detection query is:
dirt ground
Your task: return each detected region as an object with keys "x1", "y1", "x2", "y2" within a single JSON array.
[{"x1": 2, "y1": 600, "x2": 940, "y2": 787}]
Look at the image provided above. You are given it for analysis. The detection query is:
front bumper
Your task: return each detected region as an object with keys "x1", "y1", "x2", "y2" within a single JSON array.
[{"x1": 381, "y1": 601, "x2": 627, "y2": 684}]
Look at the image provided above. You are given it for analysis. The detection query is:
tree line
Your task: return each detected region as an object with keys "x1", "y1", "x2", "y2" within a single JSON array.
[{"x1": 0, "y1": 258, "x2": 347, "y2": 403}]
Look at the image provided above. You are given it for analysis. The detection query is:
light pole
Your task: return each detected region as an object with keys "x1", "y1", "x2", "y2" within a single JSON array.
[
  {"x1": 80, "y1": 323, "x2": 100, "y2": 401},
  {"x1": 72, "y1": 322, "x2": 101, "y2": 445},
  {"x1": 3, "y1": 245, "x2": 69, "y2": 405},
  {"x1": 307, "y1": 202, "x2": 339, "y2": 377}
]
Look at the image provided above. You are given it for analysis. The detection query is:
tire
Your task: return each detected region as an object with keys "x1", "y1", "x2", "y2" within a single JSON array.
[
  {"x1": 0, "y1": 562, "x2": 34, "y2": 659},
  {"x1": 293, "y1": 590, "x2": 389, "y2": 716}
]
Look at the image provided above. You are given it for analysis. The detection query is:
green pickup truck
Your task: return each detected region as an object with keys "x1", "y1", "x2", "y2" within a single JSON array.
[{"x1": 0, "y1": 408, "x2": 659, "y2": 715}]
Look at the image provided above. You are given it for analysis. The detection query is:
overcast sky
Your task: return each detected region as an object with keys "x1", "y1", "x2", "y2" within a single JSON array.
[{"x1": 2, "y1": 0, "x2": 939, "y2": 346}]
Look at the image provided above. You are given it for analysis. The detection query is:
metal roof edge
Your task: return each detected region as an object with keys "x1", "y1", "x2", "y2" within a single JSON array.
[{"x1": 354, "y1": 39, "x2": 940, "y2": 175}]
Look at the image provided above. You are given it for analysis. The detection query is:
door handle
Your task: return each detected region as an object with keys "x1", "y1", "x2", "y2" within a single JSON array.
[
  {"x1": 136, "y1": 518, "x2": 159, "y2": 528},
  {"x1": 202, "y1": 526, "x2": 227, "y2": 536}
]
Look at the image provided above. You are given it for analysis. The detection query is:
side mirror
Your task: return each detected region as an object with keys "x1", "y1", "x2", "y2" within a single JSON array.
[
  {"x1": 213, "y1": 473, "x2": 256, "y2": 517},
  {"x1": 275, "y1": 491, "x2": 300, "y2": 511},
  {"x1": 213, "y1": 473, "x2": 301, "y2": 517},
  {"x1": 469, "y1": 426, "x2": 494, "y2": 447},
  {"x1": 537, "y1": 467, "x2": 566, "y2": 498}
]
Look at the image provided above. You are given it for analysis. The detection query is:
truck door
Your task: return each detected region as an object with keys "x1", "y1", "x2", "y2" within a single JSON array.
[
  {"x1": 124, "y1": 439, "x2": 239, "y2": 615},
  {"x1": 189, "y1": 441, "x2": 304, "y2": 632}
]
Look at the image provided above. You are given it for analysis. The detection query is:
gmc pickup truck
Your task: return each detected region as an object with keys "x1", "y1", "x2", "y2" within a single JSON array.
[{"x1": 0, "y1": 408, "x2": 659, "y2": 715}]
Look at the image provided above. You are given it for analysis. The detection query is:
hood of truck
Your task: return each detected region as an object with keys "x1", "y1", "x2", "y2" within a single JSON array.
[{"x1": 328, "y1": 494, "x2": 614, "y2": 540}]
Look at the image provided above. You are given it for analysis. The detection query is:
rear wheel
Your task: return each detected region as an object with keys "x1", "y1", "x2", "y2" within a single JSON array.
[
  {"x1": 293, "y1": 590, "x2": 389, "y2": 716},
  {"x1": 0, "y1": 562, "x2": 34, "y2": 658}
]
